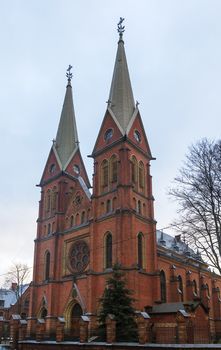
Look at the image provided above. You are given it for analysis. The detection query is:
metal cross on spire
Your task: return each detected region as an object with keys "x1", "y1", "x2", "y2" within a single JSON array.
[
  {"x1": 117, "y1": 17, "x2": 125, "y2": 40},
  {"x1": 66, "y1": 64, "x2": 73, "y2": 82}
]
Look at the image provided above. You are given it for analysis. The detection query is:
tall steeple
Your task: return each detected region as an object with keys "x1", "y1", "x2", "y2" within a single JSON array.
[
  {"x1": 108, "y1": 18, "x2": 135, "y2": 133},
  {"x1": 54, "y1": 65, "x2": 79, "y2": 170}
]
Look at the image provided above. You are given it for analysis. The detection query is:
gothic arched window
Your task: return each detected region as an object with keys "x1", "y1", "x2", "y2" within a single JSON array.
[
  {"x1": 178, "y1": 275, "x2": 183, "y2": 301},
  {"x1": 51, "y1": 187, "x2": 57, "y2": 211},
  {"x1": 70, "y1": 215, "x2": 74, "y2": 228},
  {"x1": 137, "y1": 233, "x2": 144, "y2": 269},
  {"x1": 206, "y1": 283, "x2": 210, "y2": 297},
  {"x1": 105, "y1": 233, "x2": 112, "y2": 268},
  {"x1": 101, "y1": 160, "x2": 109, "y2": 188},
  {"x1": 44, "y1": 251, "x2": 50, "y2": 281},
  {"x1": 139, "y1": 161, "x2": 145, "y2": 189},
  {"x1": 81, "y1": 211, "x2": 85, "y2": 224},
  {"x1": 46, "y1": 189, "x2": 51, "y2": 212},
  {"x1": 47, "y1": 223, "x2": 51, "y2": 235},
  {"x1": 75, "y1": 213, "x2": 80, "y2": 226},
  {"x1": 110, "y1": 155, "x2": 118, "y2": 183},
  {"x1": 137, "y1": 200, "x2": 142, "y2": 214},
  {"x1": 131, "y1": 156, "x2": 138, "y2": 184},
  {"x1": 193, "y1": 280, "x2": 197, "y2": 295},
  {"x1": 160, "y1": 270, "x2": 167, "y2": 302},
  {"x1": 41, "y1": 307, "x2": 47, "y2": 319},
  {"x1": 106, "y1": 199, "x2": 111, "y2": 213}
]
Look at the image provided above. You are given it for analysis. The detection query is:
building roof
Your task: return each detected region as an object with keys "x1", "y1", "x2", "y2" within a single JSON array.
[
  {"x1": 108, "y1": 36, "x2": 135, "y2": 133},
  {"x1": 0, "y1": 284, "x2": 29, "y2": 309},
  {"x1": 149, "y1": 301, "x2": 199, "y2": 314},
  {"x1": 156, "y1": 230, "x2": 203, "y2": 263},
  {"x1": 54, "y1": 79, "x2": 79, "y2": 170}
]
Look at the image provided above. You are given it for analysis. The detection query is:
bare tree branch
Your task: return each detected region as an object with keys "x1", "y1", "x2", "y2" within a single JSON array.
[{"x1": 169, "y1": 139, "x2": 221, "y2": 273}]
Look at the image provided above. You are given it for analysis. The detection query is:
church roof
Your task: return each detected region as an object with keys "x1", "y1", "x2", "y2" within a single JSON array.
[
  {"x1": 156, "y1": 230, "x2": 204, "y2": 263},
  {"x1": 54, "y1": 74, "x2": 79, "y2": 170},
  {"x1": 108, "y1": 29, "x2": 135, "y2": 133}
]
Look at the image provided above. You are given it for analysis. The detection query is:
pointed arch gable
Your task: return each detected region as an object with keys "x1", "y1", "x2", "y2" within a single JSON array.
[
  {"x1": 127, "y1": 111, "x2": 153, "y2": 158},
  {"x1": 40, "y1": 147, "x2": 61, "y2": 185},
  {"x1": 92, "y1": 110, "x2": 124, "y2": 156}
]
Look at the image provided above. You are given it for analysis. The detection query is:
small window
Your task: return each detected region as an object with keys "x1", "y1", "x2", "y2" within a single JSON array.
[
  {"x1": 0, "y1": 300, "x2": 4, "y2": 307},
  {"x1": 104, "y1": 128, "x2": 113, "y2": 142},
  {"x1": 73, "y1": 164, "x2": 80, "y2": 175},
  {"x1": 134, "y1": 130, "x2": 141, "y2": 143},
  {"x1": 49, "y1": 164, "x2": 56, "y2": 174}
]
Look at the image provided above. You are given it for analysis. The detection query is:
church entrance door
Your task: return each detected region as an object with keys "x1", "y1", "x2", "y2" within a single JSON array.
[{"x1": 70, "y1": 303, "x2": 83, "y2": 339}]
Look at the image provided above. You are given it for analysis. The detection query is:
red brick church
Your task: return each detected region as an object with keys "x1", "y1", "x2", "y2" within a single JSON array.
[{"x1": 25, "y1": 22, "x2": 221, "y2": 344}]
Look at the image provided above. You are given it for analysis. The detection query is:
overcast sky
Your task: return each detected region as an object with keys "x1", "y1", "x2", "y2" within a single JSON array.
[{"x1": 0, "y1": 1, "x2": 221, "y2": 285}]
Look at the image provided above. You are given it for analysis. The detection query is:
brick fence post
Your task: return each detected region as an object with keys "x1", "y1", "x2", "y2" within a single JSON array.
[
  {"x1": 36, "y1": 319, "x2": 45, "y2": 342},
  {"x1": 56, "y1": 317, "x2": 65, "y2": 342},
  {"x1": 176, "y1": 311, "x2": 190, "y2": 344},
  {"x1": 80, "y1": 315, "x2": 90, "y2": 343},
  {"x1": 106, "y1": 314, "x2": 116, "y2": 343},
  {"x1": 10, "y1": 314, "x2": 21, "y2": 350},
  {"x1": 0, "y1": 317, "x2": 4, "y2": 340},
  {"x1": 19, "y1": 319, "x2": 28, "y2": 341},
  {"x1": 136, "y1": 311, "x2": 151, "y2": 344}
]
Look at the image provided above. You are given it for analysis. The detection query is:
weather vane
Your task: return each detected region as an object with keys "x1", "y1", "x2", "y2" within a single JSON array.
[
  {"x1": 66, "y1": 64, "x2": 73, "y2": 81},
  {"x1": 117, "y1": 17, "x2": 125, "y2": 39}
]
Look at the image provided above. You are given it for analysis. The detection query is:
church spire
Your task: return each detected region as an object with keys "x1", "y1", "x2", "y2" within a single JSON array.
[
  {"x1": 108, "y1": 18, "x2": 136, "y2": 133},
  {"x1": 54, "y1": 65, "x2": 79, "y2": 170}
]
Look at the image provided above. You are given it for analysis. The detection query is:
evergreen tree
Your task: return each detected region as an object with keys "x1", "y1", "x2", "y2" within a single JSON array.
[{"x1": 98, "y1": 263, "x2": 138, "y2": 342}]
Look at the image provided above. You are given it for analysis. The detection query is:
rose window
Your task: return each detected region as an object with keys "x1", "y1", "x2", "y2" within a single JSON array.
[{"x1": 69, "y1": 240, "x2": 89, "y2": 273}]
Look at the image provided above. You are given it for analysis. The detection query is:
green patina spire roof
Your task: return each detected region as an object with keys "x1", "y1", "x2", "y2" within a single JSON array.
[
  {"x1": 108, "y1": 18, "x2": 135, "y2": 133},
  {"x1": 54, "y1": 65, "x2": 79, "y2": 169}
]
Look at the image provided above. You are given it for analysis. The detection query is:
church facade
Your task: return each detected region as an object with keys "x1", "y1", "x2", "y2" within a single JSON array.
[{"x1": 26, "y1": 24, "x2": 221, "y2": 344}]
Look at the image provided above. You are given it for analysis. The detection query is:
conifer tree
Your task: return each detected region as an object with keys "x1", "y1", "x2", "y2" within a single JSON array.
[{"x1": 98, "y1": 263, "x2": 138, "y2": 342}]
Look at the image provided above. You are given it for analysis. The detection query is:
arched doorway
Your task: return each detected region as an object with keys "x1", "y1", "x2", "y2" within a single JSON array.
[{"x1": 70, "y1": 303, "x2": 83, "y2": 339}]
